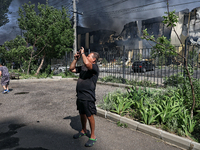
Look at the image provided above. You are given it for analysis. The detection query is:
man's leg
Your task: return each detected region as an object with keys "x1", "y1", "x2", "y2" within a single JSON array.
[
  {"x1": 6, "y1": 85, "x2": 8, "y2": 90},
  {"x1": 2, "y1": 85, "x2": 6, "y2": 90},
  {"x1": 87, "y1": 115, "x2": 96, "y2": 139},
  {"x1": 85, "y1": 115, "x2": 97, "y2": 147},
  {"x1": 80, "y1": 114, "x2": 87, "y2": 134},
  {"x1": 2, "y1": 85, "x2": 7, "y2": 93},
  {"x1": 73, "y1": 113, "x2": 87, "y2": 139}
]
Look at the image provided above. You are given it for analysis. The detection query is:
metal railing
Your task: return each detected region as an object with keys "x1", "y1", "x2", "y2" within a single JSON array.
[{"x1": 54, "y1": 45, "x2": 200, "y2": 86}]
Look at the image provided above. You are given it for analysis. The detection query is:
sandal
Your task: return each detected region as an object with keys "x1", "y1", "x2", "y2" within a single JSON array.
[
  {"x1": 73, "y1": 132, "x2": 86, "y2": 139},
  {"x1": 85, "y1": 138, "x2": 97, "y2": 147}
]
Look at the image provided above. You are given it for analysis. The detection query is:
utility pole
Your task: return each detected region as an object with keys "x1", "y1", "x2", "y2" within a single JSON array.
[
  {"x1": 72, "y1": 0, "x2": 77, "y2": 55},
  {"x1": 72, "y1": 0, "x2": 83, "y2": 56}
]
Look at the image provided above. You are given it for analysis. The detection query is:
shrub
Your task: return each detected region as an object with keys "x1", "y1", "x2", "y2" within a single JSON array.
[
  {"x1": 163, "y1": 73, "x2": 185, "y2": 87},
  {"x1": 98, "y1": 85, "x2": 199, "y2": 140},
  {"x1": 98, "y1": 90, "x2": 126, "y2": 111}
]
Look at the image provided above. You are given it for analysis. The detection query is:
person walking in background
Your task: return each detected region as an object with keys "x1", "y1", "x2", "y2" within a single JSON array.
[
  {"x1": 69, "y1": 47, "x2": 99, "y2": 147},
  {"x1": 0, "y1": 62, "x2": 10, "y2": 94}
]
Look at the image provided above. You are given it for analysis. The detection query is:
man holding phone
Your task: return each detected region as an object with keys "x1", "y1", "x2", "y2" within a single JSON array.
[{"x1": 69, "y1": 47, "x2": 99, "y2": 147}]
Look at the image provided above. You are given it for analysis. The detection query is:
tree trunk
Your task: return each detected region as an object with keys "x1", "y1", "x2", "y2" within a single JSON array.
[
  {"x1": 35, "y1": 55, "x2": 45, "y2": 75},
  {"x1": 20, "y1": 62, "x2": 24, "y2": 73},
  {"x1": 27, "y1": 58, "x2": 32, "y2": 75}
]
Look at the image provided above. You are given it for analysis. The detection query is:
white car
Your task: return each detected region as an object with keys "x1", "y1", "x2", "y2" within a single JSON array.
[{"x1": 51, "y1": 64, "x2": 67, "y2": 74}]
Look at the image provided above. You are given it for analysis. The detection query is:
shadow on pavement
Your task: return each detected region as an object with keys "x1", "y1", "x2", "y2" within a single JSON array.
[
  {"x1": 0, "y1": 118, "x2": 89, "y2": 150},
  {"x1": 0, "y1": 121, "x2": 49, "y2": 150},
  {"x1": 0, "y1": 123, "x2": 26, "y2": 149},
  {"x1": 63, "y1": 115, "x2": 91, "y2": 138},
  {"x1": 63, "y1": 115, "x2": 81, "y2": 132}
]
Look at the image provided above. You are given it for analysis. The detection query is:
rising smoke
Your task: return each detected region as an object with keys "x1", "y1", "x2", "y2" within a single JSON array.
[
  {"x1": 77, "y1": 0, "x2": 199, "y2": 34},
  {"x1": 0, "y1": 0, "x2": 199, "y2": 45},
  {"x1": 0, "y1": 0, "x2": 47, "y2": 44}
]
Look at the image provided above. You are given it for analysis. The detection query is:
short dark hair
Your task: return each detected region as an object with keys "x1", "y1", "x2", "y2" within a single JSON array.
[{"x1": 91, "y1": 52, "x2": 99, "y2": 63}]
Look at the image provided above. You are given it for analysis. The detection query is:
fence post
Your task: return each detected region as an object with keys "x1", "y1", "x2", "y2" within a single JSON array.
[
  {"x1": 184, "y1": 37, "x2": 189, "y2": 77},
  {"x1": 123, "y1": 45, "x2": 125, "y2": 83},
  {"x1": 65, "y1": 51, "x2": 68, "y2": 67}
]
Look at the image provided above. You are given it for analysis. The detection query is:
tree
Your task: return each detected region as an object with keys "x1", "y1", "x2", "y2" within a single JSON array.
[
  {"x1": 0, "y1": 0, "x2": 12, "y2": 27},
  {"x1": 17, "y1": 1, "x2": 74, "y2": 74},
  {"x1": 142, "y1": 1, "x2": 195, "y2": 118},
  {"x1": 0, "y1": 35, "x2": 29, "y2": 72}
]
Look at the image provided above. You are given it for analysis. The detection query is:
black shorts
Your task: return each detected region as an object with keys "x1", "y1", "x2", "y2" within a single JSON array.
[{"x1": 76, "y1": 99, "x2": 96, "y2": 117}]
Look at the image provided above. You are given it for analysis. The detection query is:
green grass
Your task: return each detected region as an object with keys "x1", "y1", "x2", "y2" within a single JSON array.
[{"x1": 10, "y1": 69, "x2": 78, "y2": 79}]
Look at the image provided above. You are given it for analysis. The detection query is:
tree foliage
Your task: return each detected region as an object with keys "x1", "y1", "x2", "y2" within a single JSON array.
[
  {"x1": 142, "y1": 5, "x2": 196, "y2": 119},
  {"x1": 143, "y1": 30, "x2": 176, "y2": 58},
  {"x1": 163, "y1": 10, "x2": 179, "y2": 27},
  {"x1": 0, "y1": 35, "x2": 32, "y2": 72},
  {"x1": 0, "y1": 35, "x2": 27, "y2": 64},
  {"x1": 0, "y1": 0, "x2": 12, "y2": 27},
  {"x1": 17, "y1": 1, "x2": 74, "y2": 74}
]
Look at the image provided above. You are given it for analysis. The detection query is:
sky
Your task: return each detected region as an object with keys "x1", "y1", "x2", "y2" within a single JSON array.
[{"x1": 0, "y1": 0, "x2": 200, "y2": 45}]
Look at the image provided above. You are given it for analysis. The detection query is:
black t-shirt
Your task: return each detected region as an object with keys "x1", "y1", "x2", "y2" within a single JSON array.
[{"x1": 75, "y1": 64, "x2": 99, "y2": 101}]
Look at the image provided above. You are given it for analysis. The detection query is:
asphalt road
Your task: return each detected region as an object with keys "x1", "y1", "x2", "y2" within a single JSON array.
[{"x1": 0, "y1": 79, "x2": 181, "y2": 150}]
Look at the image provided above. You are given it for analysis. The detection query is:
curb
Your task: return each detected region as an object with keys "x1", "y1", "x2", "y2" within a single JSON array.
[
  {"x1": 10, "y1": 78, "x2": 76, "y2": 83},
  {"x1": 96, "y1": 107, "x2": 200, "y2": 150}
]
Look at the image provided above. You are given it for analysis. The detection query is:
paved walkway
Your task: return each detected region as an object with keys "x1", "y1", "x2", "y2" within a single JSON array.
[{"x1": 0, "y1": 79, "x2": 181, "y2": 150}]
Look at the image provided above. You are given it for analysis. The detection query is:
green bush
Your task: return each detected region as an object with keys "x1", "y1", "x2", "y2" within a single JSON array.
[
  {"x1": 163, "y1": 73, "x2": 185, "y2": 87},
  {"x1": 98, "y1": 85, "x2": 199, "y2": 140},
  {"x1": 98, "y1": 90, "x2": 127, "y2": 111},
  {"x1": 6, "y1": 63, "x2": 12, "y2": 69},
  {"x1": 100, "y1": 76, "x2": 124, "y2": 83},
  {"x1": 21, "y1": 74, "x2": 33, "y2": 79},
  {"x1": 36, "y1": 72, "x2": 49, "y2": 78},
  {"x1": 64, "y1": 70, "x2": 78, "y2": 78},
  {"x1": 45, "y1": 64, "x2": 51, "y2": 74}
]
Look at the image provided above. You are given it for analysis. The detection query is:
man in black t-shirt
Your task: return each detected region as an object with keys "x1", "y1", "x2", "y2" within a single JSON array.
[{"x1": 69, "y1": 47, "x2": 99, "y2": 147}]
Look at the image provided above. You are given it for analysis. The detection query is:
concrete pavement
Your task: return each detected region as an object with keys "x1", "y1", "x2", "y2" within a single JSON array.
[{"x1": 0, "y1": 78, "x2": 195, "y2": 150}]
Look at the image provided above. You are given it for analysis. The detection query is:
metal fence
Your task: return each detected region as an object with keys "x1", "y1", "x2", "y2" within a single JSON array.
[
  {"x1": 51, "y1": 51, "x2": 90, "y2": 73},
  {"x1": 53, "y1": 44, "x2": 200, "y2": 86}
]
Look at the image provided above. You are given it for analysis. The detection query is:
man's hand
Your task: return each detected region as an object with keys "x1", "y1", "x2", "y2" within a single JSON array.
[
  {"x1": 70, "y1": 52, "x2": 80, "y2": 73},
  {"x1": 79, "y1": 47, "x2": 85, "y2": 55},
  {"x1": 74, "y1": 52, "x2": 80, "y2": 60}
]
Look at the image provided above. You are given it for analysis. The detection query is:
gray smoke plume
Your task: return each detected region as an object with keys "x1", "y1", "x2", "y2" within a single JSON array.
[
  {"x1": 0, "y1": 0, "x2": 46, "y2": 45},
  {"x1": 77, "y1": 0, "x2": 200, "y2": 34},
  {"x1": 0, "y1": 0, "x2": 199, "y2": 45}
]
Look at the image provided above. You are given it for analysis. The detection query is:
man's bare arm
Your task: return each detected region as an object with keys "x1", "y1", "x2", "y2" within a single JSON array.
[
  {"x1": 69, "y1": 59, "x2": 78, "y2": 73},
  {"x1": 80, "y1": 47, "x2": 93, "y2": 70},
  {"x1": 82, "y1": 53, "x2": 93, "y2": 70},
  {"x1": 69, "y1": 52, "x2": 80, "y2": 73}
]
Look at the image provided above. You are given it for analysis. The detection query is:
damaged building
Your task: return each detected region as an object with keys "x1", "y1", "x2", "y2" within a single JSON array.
[
  {"x1": 77, "y1": 26, "x2": 116, "y2": 52},
  {"x1": 76, "y1": 7, "x2": 200, "y2": 65}
]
